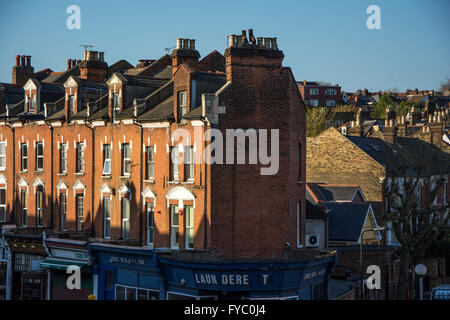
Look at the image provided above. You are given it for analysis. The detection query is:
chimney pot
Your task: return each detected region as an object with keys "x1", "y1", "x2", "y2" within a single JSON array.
[
  {"x1": 176, "y1": 38, "x2": 182, "y2": 49},
  {"x1": 271, "y1": 37, "x2": 278, "y2": 50},
  {"x1": 67, "y1": 59, "x2": 72, "y2": 70},
  {"x1": 20, "y1": 55, "x2": 25, "y2": 66},
  {"x1": 189, "y1": 39, "x2": 195, "y2": 50},
  {"x1": 263, "y1": 37, "x2": 271, "y2": 48},
  {"x1": 25, "y1": 55, "x2": 31, "y2": 66},
  {"x1": 228, "y1": 35, "x2": 236, "y2": 48},
  {"x1": 257, "y1": 37, "x2": 263, "y2": 47},
  {"x1": 83, "y1": 51, "x2": 88, "y2": 60},
  {"x1": 183, "y1": 39, "x2": 189, "y2": 49},
  {"x1": 15, "y1": 55, "x2": 20, "y2": 66},
  {"x1": 99, "y1": 52, "x2": 104, "y2": 61},
  {"x1": 86, "y1": 51, "x2": 92, "y2": 61}
]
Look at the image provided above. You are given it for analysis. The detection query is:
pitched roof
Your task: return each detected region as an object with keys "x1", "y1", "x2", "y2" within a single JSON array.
[
  {"x1": 307, "y1": 183, "x2": 365, "y2": 203},
  {"x1": 327, "y1": 202, "x2": 371, "y2": 242},
  {"x1": 306, "y1": 199, "x2": 327, "y2": 220},
  {"x1": 136, "y1": 96, "x2": 174, "y2": 122}
]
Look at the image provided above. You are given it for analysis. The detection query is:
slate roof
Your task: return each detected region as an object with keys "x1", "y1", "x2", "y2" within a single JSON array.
[
  {"x1": 327, "y1": 202, "x2": 371, "y2": 242},
  {"x1": 306, "y1": 183, "x2": 365, "y2": 204},
  {"x1": 306, "y1": 199, "x2": 327, "y2": 220},
  {"x1": 136, "y1": 96, "x2": 174, "y2": 122}
]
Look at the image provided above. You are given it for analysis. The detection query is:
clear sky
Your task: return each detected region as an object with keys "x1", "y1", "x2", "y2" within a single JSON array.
[{"x1": 0, "y1": 0, "x2": 449, "y2": 92}]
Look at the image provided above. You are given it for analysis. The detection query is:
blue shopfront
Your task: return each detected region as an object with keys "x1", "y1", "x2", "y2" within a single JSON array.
[{"x1": 89, "y1": 244, "x2": 336, "y2": 300}]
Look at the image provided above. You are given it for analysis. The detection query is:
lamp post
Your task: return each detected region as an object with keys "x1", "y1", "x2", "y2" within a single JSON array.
[
  {"x1": 414, "y1": 264, "x2": 427, "y2": 300},
  {"x1": 360, "y1": 227, "x2": 385, "y2": 300}
]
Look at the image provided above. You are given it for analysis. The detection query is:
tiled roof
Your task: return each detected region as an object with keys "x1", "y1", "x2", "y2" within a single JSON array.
[{"x1": 137, "y1": 96, "x2": 174, "y2": 122}]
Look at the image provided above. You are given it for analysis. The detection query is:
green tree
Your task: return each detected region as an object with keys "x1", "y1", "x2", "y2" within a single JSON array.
[
  {"x1": 306, "y1": 107, "x2": 335, "y2": 137},
  {"x1": 370, "y1": 94, "x2": 396, "y2": 119}
]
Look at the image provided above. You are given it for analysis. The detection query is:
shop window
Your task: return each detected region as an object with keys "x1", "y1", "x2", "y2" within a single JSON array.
[
  {"x1": 185, "y1": 206, "x2": 194, "y2": 249},
  {"x1": 170, "y1": 205, "x2": 179, "y2": 249},
  {"x1": 115, "y1": 285, "x2": 159, "y2": 300}
]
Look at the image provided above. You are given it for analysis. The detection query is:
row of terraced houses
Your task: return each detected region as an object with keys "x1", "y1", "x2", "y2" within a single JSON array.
[{"x1": 0, "y1": 30, "x2": 337, "y2": 300}]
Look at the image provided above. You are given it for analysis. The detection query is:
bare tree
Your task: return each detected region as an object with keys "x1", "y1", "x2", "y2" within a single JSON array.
[
  {"x1": 383, "y1": 173, "x2": 449, "y2": 300},
  {"x1": 439, "y1": 78, "x2": 450, "y2": 92}
]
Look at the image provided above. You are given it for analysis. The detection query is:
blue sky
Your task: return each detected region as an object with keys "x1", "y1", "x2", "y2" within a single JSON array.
[{"x1": 1, "y1": 0, "x2": 449, "y2": 92}]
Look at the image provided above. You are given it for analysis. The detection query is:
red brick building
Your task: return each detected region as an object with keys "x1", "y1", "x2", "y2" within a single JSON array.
[
  {"x1": 0, "y1": 30, "x2": 336, "y2": 300},
  {"x1": 298, "y1": 80, "x2": 341, "y2": 107}
]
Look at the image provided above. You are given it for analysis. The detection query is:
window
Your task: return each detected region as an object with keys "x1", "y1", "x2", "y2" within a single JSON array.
[
  {"x1": 76, "y1": 195, "x2": 84, "y2": 231},
  {"x1": 76, "y1": 142, "x2": 85, "y2": 173},
  {"x1": 36, "y1": 187, "x2": 44, "y2": 227},
  {"x1": 60, "y1": 144, "x2": 67, "y2": 173},
  {"x1": 309, "y1": 99, "x2": 319, "y2": 107},
  {"x1": 28, "y1": 97, "x2": 35, "y2": 113},
  {"x1": 325, "y1": 88, "x2": 337, "y2": 95},
  {"x1": 103, "y1": 144, "x2": 111, "y2": 175},
  {"x1": 115, "y1": 285, "x2": 159, "y2": 300},
  {"x1": 146, "y1": 203, "x2": 154, "y2": 247},
  {"x1": 21, "y1": 143, "x2": 28, "y2": 171},
  {"x1": 0, "y1": 187, "x2": 5, "y2": 222},
  {"x1": 145, "y1": 146, "x2": 154, "y2": 180},
  {"x1": 185, "y1": 206, "x2": 194, "y2": 249},
  {"x1": 309, "y1": 88, "x2": 319, "y2": 95},
  {"x1": 112, "y1": 93, "x2": 120, "y2": 120},
  {"x1": 68, "y1": 96, "x2": 75, "y2": 116},
  {"x1": 104, "y1": 198, "x2": 111, "y2": 239},
  {"x1": 326, "y1": 100, "x2": 336, "y2": 107},
  {"x1": 122, "y1": 143, "x2": 131, "y2": 176},
  {"x1": 169, "y1": 147, "x2": 179, "y2": 181},
  {"x1": 184, "y1": 146, "x2": 194, "y2": 181},
  {"x1": 36, "y1": 142, "x2": 43, "y2": 171},
  {"x1": 0, "y1": 142, "x2": 6, "y2": 170},
  {"x1": 21, "y1": 190, "x2": 27, "y2": 226},
  {"x1": 121, "y1": 198, "x2": 130, "y2": 239},
  {"x1": 170, "y1": 205, "x2": 179, "y2": 249},
  {"x1": 177, "y1": 91, "x2": 187, "y2": 122},
  {"x1": 60, "y1": 194, "x2": 67, "y2": 231}
]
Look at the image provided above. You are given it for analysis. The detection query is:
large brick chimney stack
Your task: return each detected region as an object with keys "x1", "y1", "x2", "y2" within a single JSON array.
[
  {"x1": 79, "y1": 50, "x2": 108, "y2": 82},
  {"x1": 12, "y1": 55, "x2": 34, "y2": 86},
  {"x1": 171, "y1": 38, "x2": 200, "y2": 75}
]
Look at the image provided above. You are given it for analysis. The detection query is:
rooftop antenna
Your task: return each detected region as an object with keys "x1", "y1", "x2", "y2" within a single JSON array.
[
  {"x1": 79, "y1": 44, "x2": 94, "y2": 58},
  {"x1": 164, "y1": 46, "x2": 175, "y2": 54}
]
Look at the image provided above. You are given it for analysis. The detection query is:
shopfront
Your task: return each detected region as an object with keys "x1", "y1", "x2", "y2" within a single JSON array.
[
  {"x1": 40, "y1": 238, "x2": 93, "y2": 300},
  {"x1": 90, "y1": 243, "x2": 336, "y2": 300}
]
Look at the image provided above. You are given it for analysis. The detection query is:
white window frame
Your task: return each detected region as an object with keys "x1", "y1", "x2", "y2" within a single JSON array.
[
  {"x1": 178, "y1": 91, "x2": 187, "y2": 122},
  {"x1": 121, "y1": 197, "x2": 130, "y2": 239},
  {"x1": 60, "y1": 193, "x2": 67, "y2": 231},
  {"x1": 146, "y1": 202, "x2": 154, "y2": 247},
  {"x1": 122, "y1": 143, "x2": 131, "y2": 176},
  {"x1": 170, "y1": 147, "x2": 179, "y2": 181},
  {"x1": 309, "y1": 99, "x2": 319, "y2": 107},
  {"x1": 0, "y1": 186, "x2": 6, "y2": 222},
  {"x1": 115, "y1": 284, "x2": 159, "y2": 300},
  {"x1": 76, "y1": 142, "x2": 85, "y2": 173},
  {"x1": 104, "y1": 197, "x2": 111, "y2": 239},
  {"x1": 146, "y1": 146, "x2": 154, "y2": 180},
  {"x1": 112, "y1": 93, "x2": 120, "y2": 119},
  {"x1": 185, "y1": 205, "x2": 194, "y2": 249},
  {"x1": 170, "y1": 205, "x2": 179, "y2": 249},
  {"x1": 21, "y1": 143, "x2": 28, "y2": 171},
  {"x1": 326, "y1": 100, "x2": 336, "y2": 107},
  {"x1": 184, "y1": 146, "x2": 194, "y2": 181},
  {"x1": 36, "y1": 187, "x2": 44, "y2": 227},
  {"x1": 309, "y1": 88, "x2": 319, "y2": 95},
  {"x1": 76, "y1": 194, "x2": 84, "y2": 231},
  {"x1": 325, "y1": 88, "x2": 337, "y2": 95},
  {"x1": 21, "y1": 190, "x2": 27, "y2": 227},
  {"x1": 36, "y1": 141, "x2": 44, "y2": 171},
  {"x1": 60, "y1": 143, "x2": 67, "y2": 173},
  {"x1": 103, "y1": 144, "x2": 111, "y2": 175},
  {"x1": 0, "y1": 142, "x2": 6, "y2": 170},
  {"x1": 28, "y1": 96, "x2": 35, "y2": 113},
  {"x1": 68, "y1": 96, "x2": 75, "y2": 116}
]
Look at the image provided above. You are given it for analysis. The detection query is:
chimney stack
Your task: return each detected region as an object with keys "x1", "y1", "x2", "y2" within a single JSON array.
[
  {"x1": 12, "y1": 54, "x2": 34, "y2": 86},
  {"x1": 79, "y1": 50, "x2": 108, "y2": 82},
  {"x1": 171, "y1": 38, "x2": 200, "y2": 75}
]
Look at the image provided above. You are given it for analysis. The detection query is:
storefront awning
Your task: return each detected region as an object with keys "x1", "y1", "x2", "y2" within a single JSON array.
[{"x1": 40, "y1": 258, "x2": 88, "y2": 271}]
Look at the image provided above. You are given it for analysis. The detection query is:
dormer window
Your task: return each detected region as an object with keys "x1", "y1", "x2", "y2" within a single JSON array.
[
  {"x1": 28, "y1": 97, "x2": 35, "y2": 113},
  {"x1": 177, "y1": 91, "x2": 187, "y2": 122},
  {"x1": 68, "y1": 96, "x2": 75, "y2": 116},
  {"x1": 113, "y1": 93, "x2": 120, "y2": 119}
]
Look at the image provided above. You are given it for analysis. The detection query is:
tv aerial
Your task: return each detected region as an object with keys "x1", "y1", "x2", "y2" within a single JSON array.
[{"x1": 79, "y1": 44, "x2": 94, "y2": 52}]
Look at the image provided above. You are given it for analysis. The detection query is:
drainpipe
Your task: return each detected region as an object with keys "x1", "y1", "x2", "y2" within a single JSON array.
[
  {"x1": 133, "y1": 119, "x2": 144, "y2": 245},
  {"x1": 5, "y1": 122, "x2": 15, "y2": 226},
  {"x1": 202, "y1": 119, "x2": 208, "y2": 250},
  {"x1": 84, "y1": 121, "x2": 95, "y2": 235}
]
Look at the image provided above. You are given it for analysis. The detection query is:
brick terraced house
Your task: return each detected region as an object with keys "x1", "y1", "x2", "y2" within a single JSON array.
[{"x1": 0, "y1": 30, "x2": 336, "y2": 300}]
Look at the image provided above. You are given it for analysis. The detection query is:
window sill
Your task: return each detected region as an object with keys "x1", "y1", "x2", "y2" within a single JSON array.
[
  {"x1": 19, "y1": 170, "x2": 28, "y2": 173},
  {"x1": 35, "y1": 170, "x2": 44, "y2": 173},
  {"x1": 102, "y1": 175, "x2": 111, "y2": 179},
  {"x1": 74, "y1": 172, "x2": 85, "y2": 176},
  {"x1": 297, "y1": 181, "x2": 303, "y2": 184},
  {"x1": 167, "y1": 181, "x2": 179, "y2": 185},
  {"x1": 120, "y1": 175, "x2": 131, "y2": 179},
  {"x1": 0, "y1": 168, "x2": 5, "y2": 172},
  {"x1": 182, "y1": 180, "x2": 195, "y2": 185},
  {"x1": 57, "y1": 172, "x2": 67, "y2": 176},
  {"x1": 143, "y1": 179, "x2": 155, "y2": 184}
]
